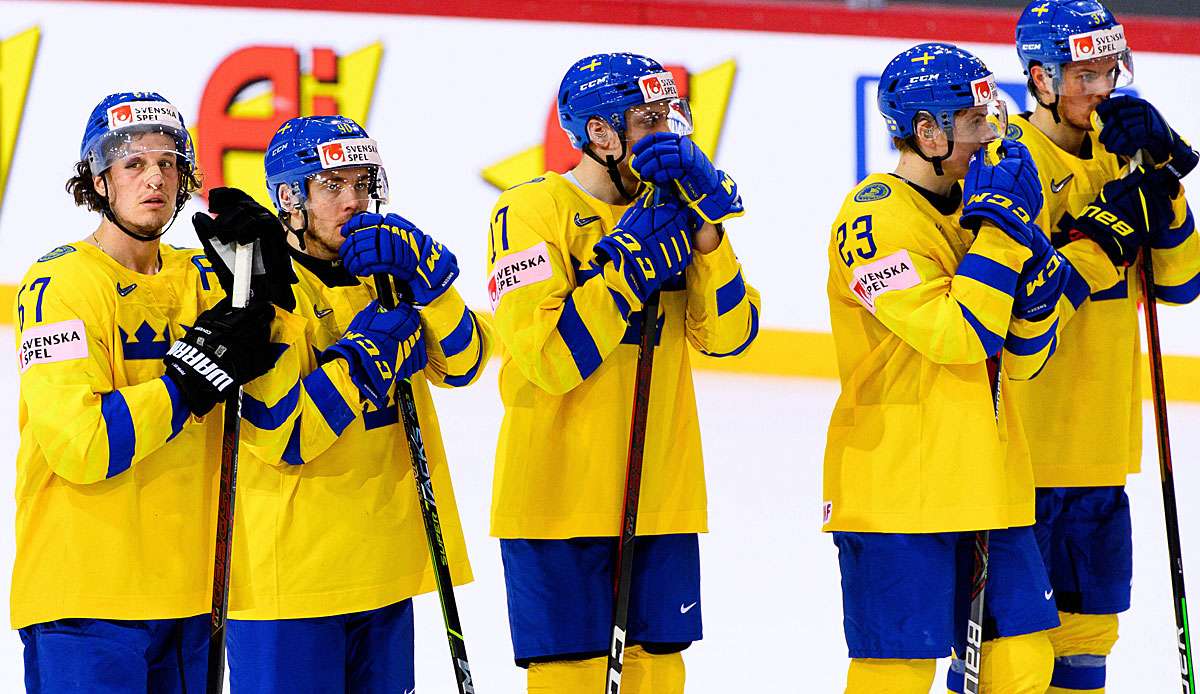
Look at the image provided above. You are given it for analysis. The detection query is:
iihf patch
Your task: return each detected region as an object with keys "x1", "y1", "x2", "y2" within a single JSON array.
[
  {"x1": 19, "y1": 319, "x2": 88, "y2": 372},
  {"x1": 822, "y1": 501, "x2": 833, "y2": 526},
  {"x1": 1005, "y1": 123, "x2": 1024, "y2": 141},
  {"x1": 853, "y1": 182, "x2": 891, "y2": 203},
  {"x1": 849, "y1": 249, "x2": 921, "y2": 314},
  {"x1": 489, "y1": 242, "x2": 552, "y2": 310},
  {"x1": 37, "y1": 245, "x2": 76, "y2": 262}
]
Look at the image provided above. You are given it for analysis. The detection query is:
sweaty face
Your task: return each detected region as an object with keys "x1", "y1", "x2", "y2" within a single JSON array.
[
  {"x1": 96, "y1": 132, "x2": 182, "y2": 233},
  {"x1": 301, "y1": 166, "x2": 375, "y2": 257},
  {"x1": 911, "y1": 111, "x2": 989, "y2": 180}
]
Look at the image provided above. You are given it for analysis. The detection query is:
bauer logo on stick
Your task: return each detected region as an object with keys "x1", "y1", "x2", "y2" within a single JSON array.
[{"x1": 637, "y1": 72, "x2": 679, "y2": 102}]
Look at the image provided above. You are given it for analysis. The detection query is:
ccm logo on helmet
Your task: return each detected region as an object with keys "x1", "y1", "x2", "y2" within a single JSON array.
[
  {"x1": 637, "y1": 72, "x2": 679, "y2": 103},
  {"x1": 106, "y1": 102, "x2": 184, "y2": 130},
  {"x1": 317, "y1": 138, "x2": 383, "y2": 169},
  {"x1": 1069, "y1": 26, "x2": 1126, "y2": 61}
]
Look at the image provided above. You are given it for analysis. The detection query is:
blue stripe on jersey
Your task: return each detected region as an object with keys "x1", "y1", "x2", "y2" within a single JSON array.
[
  {"x1": 701, "y1": 303, "x2": 759, "y2": 358},
  {"x1": 607, "y1": 288, "x2": 632, "y2": 320},
  {"x1": 242, "y1": 382, "x2": 301, "y2": 431},
  {"x1": 303, "y1": 367, "x2": 356, "y2": 436},
  {"x1": 439, "y1": 309, "x2": 476, "y2": 359},
  {"x1": 1150, "y1": 207, "x2": 1194, "y2": 250},
  {"x1": 557, "y1": 296, "x2": 603, "y2": 379},
  {"x1": 444, "y1": 336, "x2": 485, "y2": 388},
  {"x1": 1156, "y1": 271, "x2": 1200, "y2": 304},
  {"x1": 1064, "y1": 268, "x2": 1092, "y2": 309},
  {"x1": 1092, "y1": 279, "x2": 1128, "y2": 302},
  {"x1": 1006, "y1": 318, "x2": 1059, "y2": 357},
  {"x1": 281, "y1": 417, "x2": 304, "y2": 466},
  {"x1": 100, "y1": 390, "x2": 136, "y2": 478},
  {"x1": 715, "y1": 271, "x2": 747, "y2": 316},
  {"x1": 957, "y1": 253, "x2": 1019, "y2": 296},
  {"x1": 161, "y1": 375, "x2": 189, "y2": 442},
  {"x1": 957, "y1": 302, "x2": 1004, "y2": 357}
]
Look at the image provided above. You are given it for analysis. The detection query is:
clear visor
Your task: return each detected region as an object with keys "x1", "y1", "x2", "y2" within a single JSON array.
[
  {"x1": 1047, "y1": 51, "x2": 1134, "y2": 96},
  {"x1": 918, "y1": 99, "x2": 1008, "y2": 150},
  {"x1": 951, "y1": 100, "x2": 1009, "y2": 144},
  {"x1": 300, "y1": 165, "x2": 389, "y2": 209},
  {"x1": 89, "y1": 126, "x2": 192, "y2": 174},
  {"x1": 625, "y1": 98, "x2": 694, "y2": 137}
]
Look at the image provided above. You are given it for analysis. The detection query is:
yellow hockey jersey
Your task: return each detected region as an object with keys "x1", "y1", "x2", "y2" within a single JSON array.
[
  {"x1": 232, "y1": 252, "x2": 489, "y2": 620},
  {"x1": 487, "y1": 172, "x2": 760, "y2": 539},
  {"x1": 822, "y1": 174, "x2": 1101, "y2": 534},
  {"x1": 11, "y1": 241, "x2": 225, "y2": 628},
  {"x1": 1006, "y1": 114, "x2": 1200, "y2": 488}
]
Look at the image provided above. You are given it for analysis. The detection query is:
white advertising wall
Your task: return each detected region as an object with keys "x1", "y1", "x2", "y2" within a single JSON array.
[{"x1": 3, "y1": 1, "x2": 1200, "y2": 358}]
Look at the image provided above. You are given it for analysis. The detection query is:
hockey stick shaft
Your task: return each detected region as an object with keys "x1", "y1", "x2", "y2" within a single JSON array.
[
  {"x1": 963, "y1": 353, "x2": 1002, "y2": 694},
  {"x1": 374, "y1": 274, "x2": 474, "y2": 694},
  {"x1": 206, "y1": 243, "x2": 254, "y2": 694},
  {"x1": 605, "y1": 291, "x2": 661, "y2": 694},
  {"x1": 1141, "y1": 252, "x2": 1196, "y2": 693}
]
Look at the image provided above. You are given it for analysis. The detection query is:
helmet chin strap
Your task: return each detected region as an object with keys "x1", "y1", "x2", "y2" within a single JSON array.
[
  {"x1": 99, "y1": 174, "x2": 180, "y2": 241},
  {"x1": 583, "y1": 135, "x2": 642, "y2": 203},
  {"x1": 907, "y1": 135, "x2": 956, "y2": 177},
  {"x1": 1037, "y1": 93, "x2": 1063, "y2": 124}
]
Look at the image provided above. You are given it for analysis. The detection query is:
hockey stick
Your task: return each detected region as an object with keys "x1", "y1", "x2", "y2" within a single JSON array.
[
  {"x1": 605, "y1": 289, "x2": 661, "y2": 694},
  {"x1": 1133, "y1": 151, "x2": 1197, "y2": 693},
  {"x1": 962, "y1": 353, "x2": 1002, "y2": 694},
  {"x1": 374, "y1": 273, "x2": 474, "y2": 694},
  {"x1": 206, "y1": 242, "x2": 254, "y2": 694}
]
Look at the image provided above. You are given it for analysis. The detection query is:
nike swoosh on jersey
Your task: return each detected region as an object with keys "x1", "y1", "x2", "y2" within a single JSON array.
[
  {"x1": 1050, "y1": 174, "x2": 1074, "y2": 193},
  {"x1": 116, "y1": 282, "x2": 137, "y2": 297},
  {"x1": 315, "y1": 308, "x2": 334, "y2": 318},
  {"x1": 680, "y1": 601, "x2": 698, "y2": 614},
  {"x1": 573, "y1": 213, "x2": 601, "y2": 227}
]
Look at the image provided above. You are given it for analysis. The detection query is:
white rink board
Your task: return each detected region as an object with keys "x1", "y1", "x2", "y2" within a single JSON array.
[{"x1": 2, "y1": 2, "x2": 1200, "y2": 355}]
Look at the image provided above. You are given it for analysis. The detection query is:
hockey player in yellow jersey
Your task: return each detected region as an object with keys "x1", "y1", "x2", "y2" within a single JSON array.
[
  {"x1": 191, "y1": 115, "x2": 490, "y2": 693},
  {"x1": 487, "y1": 53, "x2": 759, "y2": 692},
  {"x1": 1005, "y1": 2, "x2": 1199, "y2": 691},
  {"x1": 12, "y1": 92, "x2": 279, "y2": 692},
  {"x1": 822, "y1": 44, "x2": 1127, "y2": 694}
]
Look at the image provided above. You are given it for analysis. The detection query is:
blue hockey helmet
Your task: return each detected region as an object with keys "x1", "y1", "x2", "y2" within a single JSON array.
[
  {"x1": 557, "y1": 52, "x2": 692, "y2": 150},
  {"x1": 80, "y1": 91, "x2": 195, "y2": 175},
  {"x1": 264, "y1": 115, "x2": 388, "y2": 215},
  {"x1": 878, "y1": 43, "x2": 1007, "y2": 145},
  {"x1": 1016, "y1": 0, "x2": 1132, "y2": 95}
]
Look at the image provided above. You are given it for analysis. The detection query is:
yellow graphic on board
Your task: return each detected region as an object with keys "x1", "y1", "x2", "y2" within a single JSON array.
[{"x1": 1, "y1": 27, "x2": 40, "y2": 213}]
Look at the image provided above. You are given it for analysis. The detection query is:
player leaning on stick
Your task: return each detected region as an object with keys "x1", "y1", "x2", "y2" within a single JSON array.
[
  {"x1": 11, "y1": 92, "x2": 278, "y2": 692},
  {"x1": 1004, "y1": 2, "x2": 1199, "y2": 691},
  {"x1": 821, "y1": 44, "x2": 1121, "y2": 694},
  {"x1": 486, "y1": 52, "x2": 759, "y2": 692},
  {"x1": 189, "y1": 115, "x2": 490, "y2": 693}
]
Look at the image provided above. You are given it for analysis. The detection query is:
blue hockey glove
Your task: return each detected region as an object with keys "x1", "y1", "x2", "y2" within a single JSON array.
[
  {"x1": 961, "y1": 140, "x2": 1044, "y2": 245},
  {"x1": 630, "y1": 132, "x2": 745, "y2": 224},
  {"x1": 321, "y1": 300, "x2": 426, "y2": 408},
  {"x1": 1013, "y1": 228, "x2": 1073, "y2": 322},
  {"x1": 340, "y1": 212, "x2": 460, "y2": 305},
  {"x1": 1097, "y1": 95, "x2": 1198, "y2": 182},
  {"x1": 594, "y1": 187, "x2": 697, "y2": 312},
  {"x1": 1069, "y1": 169, "x2": 1173, "y2": 267}
]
